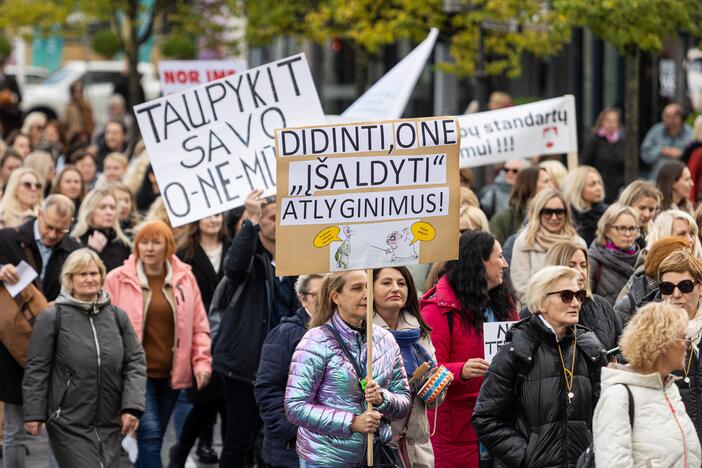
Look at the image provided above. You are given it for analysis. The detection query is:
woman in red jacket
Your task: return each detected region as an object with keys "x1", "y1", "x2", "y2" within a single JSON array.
[{"x1": 420, "y1": 230, "x2": 517, "y2": 468}]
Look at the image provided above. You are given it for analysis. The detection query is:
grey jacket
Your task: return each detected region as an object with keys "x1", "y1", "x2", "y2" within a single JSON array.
[
  {"x1": 23, "y1": 290, "x2": 146, "y2": 468},
  {"x1": 588, "y1": 243, "x2": 638, "y2": 306}
]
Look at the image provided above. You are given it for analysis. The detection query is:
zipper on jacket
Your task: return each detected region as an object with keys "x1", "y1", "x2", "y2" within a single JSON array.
[
  {"x1": 665, "y1": 390, "x2": 689, "y2": 467},
  {"x1": 88, "y1": 307, "x2": 103, "y2": 428}
]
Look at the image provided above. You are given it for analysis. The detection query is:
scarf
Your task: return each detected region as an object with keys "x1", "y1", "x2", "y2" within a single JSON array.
[
  {"x1": 535, "y1": 227, "x2": 573, "y2": 250},
  {"x1": 604, "y1": 240, "x2": 639, "y2": 256},
  {"x1": 389, "y1": 328, "x2": 434, "y2": 377},
  {"x1": 689, "y1": 303, "x2": 702, "y2": 354},
  {"x1": 597, "y1": 127, "x2": 621, "y2": 144}
]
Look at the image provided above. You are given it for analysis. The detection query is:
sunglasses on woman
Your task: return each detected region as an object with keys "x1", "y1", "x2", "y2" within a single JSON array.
[
  {"x1": 546, "y1": 289, "x2": 587, "y2": 303},
  {"x1": 540, "y1": 208, "x2": 566, "y2": 219},
  {"x1": 659, "y1": 279, "x2": 698, "y2": 295},
  {"x1": 21, "y1": 181, "x2": 42, "y2": 191}
]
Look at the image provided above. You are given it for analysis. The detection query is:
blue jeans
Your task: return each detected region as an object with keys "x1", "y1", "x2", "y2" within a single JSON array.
[
  {"x1": 3, "y1": 403, "x2": 25, "y2": 468},
  {"x1": 135, "y1": 378, "x2": 179, "y2": 468},
  {"x1": 172, "y1": 390, "x2": 192, "y2": 440}
]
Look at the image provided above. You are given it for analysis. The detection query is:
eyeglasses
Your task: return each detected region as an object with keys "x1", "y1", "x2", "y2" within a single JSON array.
[
  {"x1": 540, "y1": 208, "x2": 566, "y2": 219},
  {"x1": 610, "y1": 225, "x2": 640, "y2": 234},
  {"x1": 21, "y1": 181, "x2": 42, "y2": 191},
  {"x1": 504, "y1": 168, "x2": 520, "y2": 174},
  {"x1": 677, "y1": 336, "x2": 693, "y2": 350},
  {"x1": 546, "y1": 289, "x2": 587, "y2": 303},
  {"x1": 659, "y1": 279, "x2": 698, "y2": 295},
  {"x1": 40, "y1": 219, "x2": 72, "y2": 235},
  {"x1": 301, "y1": 291, "x2": 318, "y2": 298}
]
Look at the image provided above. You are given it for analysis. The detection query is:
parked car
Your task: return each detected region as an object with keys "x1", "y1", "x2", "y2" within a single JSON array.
[
  {"x1": 20, "y1": 60, "x2": 161, "y2": 121},
  {"x1": 4, "y1": 65, "x2": 48, "y2": 90}
]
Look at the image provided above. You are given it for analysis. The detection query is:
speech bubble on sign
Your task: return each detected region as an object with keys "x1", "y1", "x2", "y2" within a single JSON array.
[
  {"x1": 410, "y1": 222, "x2": 436, "y2": 245},
  {"x1": 313, "y1": 226, "x2": 342, "y2": 248}
]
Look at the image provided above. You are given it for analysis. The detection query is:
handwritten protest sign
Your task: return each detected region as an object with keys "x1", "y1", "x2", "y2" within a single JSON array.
[
  {"x1": 158, "y1": 59, "x2": 248, "y2": 95},
  {"x1": 274, "y1": 117, "x2": 460, "y2": 276},
  {"x1": 483, "y1": 321, "x2": 518, "y2": 364},
  {"x1": 134, "y1": 53, "x2": 325, "y2": 227},
  {"x1": 459, "y1": 95, "x2": 577, "y2": 168}
]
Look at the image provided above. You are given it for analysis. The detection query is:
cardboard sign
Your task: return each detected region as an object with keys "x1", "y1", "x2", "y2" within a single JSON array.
[
  {"x1": 341, "y1": 29, "x2": 438, "y2": 121},
  {"x1": 134, "y1": 53, "x2": 325, "y2": 227},
  {"x1": 274, "y1": 117, "x2": 461, "y2": 276},
  {"x1": 158, "y1": 59, "x2": 248, "y2": 95},
  {"x1": 458, "y1": 95, "x2": 577, "y2": 168},
  {"x1": 483, "y1": 321, "x2": 518, "y2": 364}
]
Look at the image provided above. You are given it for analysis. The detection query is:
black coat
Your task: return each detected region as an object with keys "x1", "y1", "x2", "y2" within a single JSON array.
[
  {"x1": 254, "y1": 307, "x2": 309, "y2": 467},
  {"x1": 581, "y1": 134, "x2": 626, "y2": 203},
  {"x1": 0, "y1": 73, "x2": 22, "y2": 135},
  {"x1": 0, "y1": 218, "x2": 80, "y2": 404},
  {"x1": 212, "y1": 220, "x2": 298, "y2": 384},
  {"x1": 177, "y1": 238, "x2": 231, "y2": 313},
  {"x1": 613, "y1": 270, "x2": 660, "y2": 328},
  {"x1": 676, "y1": 337, "x2": 702, "y2": 448},
  {"x1": 572, "y1": 203, "x2": 607, "y2": 247},
  {"x1": 519, "y1": 295, "x2": 620, "y2": 352},
  {"x1": 79, "y1": 228, "x2": 131, "y2": 272},
  {"x1": 472, "y1": 315, "x2": 607, "y2": 468}
]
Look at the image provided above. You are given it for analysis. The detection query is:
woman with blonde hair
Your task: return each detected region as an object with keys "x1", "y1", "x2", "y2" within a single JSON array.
[
  {"x1": 538, "y1": 241, "x2": 620, "y2": 351},
  {"x1": 71, "y1": 187, "x2": 132, "y2": 272},
  {"x1": 474, "y1": 266, "x2": 606, "y2": 468},
  {"x1": 510, "y1": 188, "x2": 584, "y2": 303},
  {"x1": 22, "y1": 248, "x2": 146, "y2": 468},
  {"x1": 106, "y1": 181, "x2": 141, "y2": 237},
  {"x1": 285, "y1": 270, "x2": 411, "y2": 467},
  {"x1": 24, "y1": 150, "x2": 55, "y2": 196},
  {"x1": 538, "y1": 159, "x2": 567, "y2": 190},
  {"x1": 460, "y1": 204, "x2": 489, "y2": 233},
  {"x1": 0, "y1": 167, "x2": 43, "y2": 228},
  {"x1": 618, "y1": 180, "x2": 662, "y2": 249},
  {"x1": 587, "y1": 203, "x2": 641, "y2": 304},
  {"x1": 562, "y1": 166, "x2": 608, "y2": 245},
  {"x1": 20, "y1": 111, "x2": 47, "y2": 149},
  {"x1": 593, "y1": 302, "x2": 701, "y2": 467},
  {"x1": 99, "y1": 152, "x2": 129, "y2": 184},
  {"x1": 647, "y1": 209, "x2": 702, "y2": 259}
]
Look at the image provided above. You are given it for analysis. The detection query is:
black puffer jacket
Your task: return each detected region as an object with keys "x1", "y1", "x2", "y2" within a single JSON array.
[
  {"x1": 613, "y1": 269, "x2": 660, "y2": 328},
  {"x1": 588, "y1": 242, "x2": 638, "y2": 305},
  {"x1": 472, "y1": 315, "x2": 607, "y2": 468},
  {"x1": 675, "y1": 335, "x2": 702, "y2": 448},
  {"x1": 23, "y1": 290, "x2": 146, "y2": 467},
  {"x1": 572, "y1": 203, "x2": 607, "y2": 247},
  {"x1": 519, "y1": 294, "x2": 620, "y2": 351}
]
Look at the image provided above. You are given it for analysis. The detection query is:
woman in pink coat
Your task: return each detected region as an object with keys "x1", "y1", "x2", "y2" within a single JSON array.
[
  {"x1": 420, "y1": 230, "x2": 517, "y2": 468},
  {"x1": 103, "y1": 220, "x2": 212, "y2": 468}
]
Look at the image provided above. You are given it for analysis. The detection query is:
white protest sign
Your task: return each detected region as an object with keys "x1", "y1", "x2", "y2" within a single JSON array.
[
  {"x1": 134, "y1": 53, "x2": 325, "y2": 227},
  {"x1": 459, "y1": 95, "x2": 577, "y2": 168},
  {"x1": 483, "y1": 320, "x2": 518, "y2": 364},
  {"x1": 158, "y1": 59, "x2": 248, "y2": 95},
  {"x1": 341, "y1": 29, "x2": 438, "y2": 120}
]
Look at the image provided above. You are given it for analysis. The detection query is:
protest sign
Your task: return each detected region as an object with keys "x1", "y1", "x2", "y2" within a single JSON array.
[
  {"x1": 134, "y1": 53, "x2": 325, "y2": 227},
  {"x1": 158, "y1": 59, "x2": 248, "y2": 95},
  {"x1": 483, "y1": 321, "x2": 518, "y2": 364},
  {"x1": 341, "y1": 29, "x2": 438, "y2": 121},
  {"x1": 458, "y1": 95, "x2": 577, "y2": 168},
  {"x1": 274, "y1": 116, "x2": 460, "y2": 276}
]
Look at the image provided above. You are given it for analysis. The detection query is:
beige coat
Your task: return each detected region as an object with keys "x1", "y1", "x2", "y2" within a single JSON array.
[
  {"x1": 373, "y1": 312, "x2": 436, "y2": 468},
  {"x1": 510, "y1": 229, "x2": 585, "y2": 304}
]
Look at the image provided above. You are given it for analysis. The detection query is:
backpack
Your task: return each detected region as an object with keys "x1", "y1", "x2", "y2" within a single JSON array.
[{"x1": 576, "y1": 384, "x2": 635, "y2": 468}]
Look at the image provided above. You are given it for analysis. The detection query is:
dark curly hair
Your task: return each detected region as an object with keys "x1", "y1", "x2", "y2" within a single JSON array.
[{"x1": 445, "y1": 230, "x2": 513, "y2": 334}]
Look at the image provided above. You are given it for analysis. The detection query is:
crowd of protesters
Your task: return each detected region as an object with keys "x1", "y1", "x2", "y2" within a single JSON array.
[{"x1": 2, "y1": 65, "x2": 702, "y2": 468}]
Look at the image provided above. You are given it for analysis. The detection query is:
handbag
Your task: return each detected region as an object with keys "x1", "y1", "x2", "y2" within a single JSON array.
[
  {"x1": 324, "y1": 324, "x2": 404, "y2": 468},
  {"x1": 0, "y1": 244, "x2": 48, "y2": 366}
]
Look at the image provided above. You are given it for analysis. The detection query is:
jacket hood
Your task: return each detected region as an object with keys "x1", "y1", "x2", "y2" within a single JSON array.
[
  {"x1": 419, "y1": 275, "x2": 461, "y2": 314},
  {"x1": 55, "y1": 288, "x2": 111, "y2": 313},
  {"x1": 600, "y1": 363, "x2": 677, "y2": 391},
  {"x1": 113, "y1": 253, "x2": 194, "y2": 288}
]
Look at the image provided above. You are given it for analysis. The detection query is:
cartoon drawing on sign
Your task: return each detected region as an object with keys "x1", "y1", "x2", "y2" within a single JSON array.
[
  {"x1": 369, "y1": 228, "x2": 418, "y2": 263},
  {"x1": 334, "y1": 226, "x2": 353, "y2": 269}
]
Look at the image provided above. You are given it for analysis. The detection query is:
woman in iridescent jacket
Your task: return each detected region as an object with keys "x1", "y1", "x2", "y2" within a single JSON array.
[{"x1": 285, "y1": 270, "x2": 412, "y2": 467}]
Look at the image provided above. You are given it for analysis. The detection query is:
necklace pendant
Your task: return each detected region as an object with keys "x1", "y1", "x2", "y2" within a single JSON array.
[
  {"x1": 685, "y1": 376, "x2": 691, "y2": 384},
  {"x1": 568, "y1": 391, "x2": 574, "y2": 403}
]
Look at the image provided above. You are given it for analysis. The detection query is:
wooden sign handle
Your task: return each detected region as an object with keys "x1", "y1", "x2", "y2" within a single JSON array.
[{"x1": 366, "y1": 268, "x2": 374, "y2": 466}]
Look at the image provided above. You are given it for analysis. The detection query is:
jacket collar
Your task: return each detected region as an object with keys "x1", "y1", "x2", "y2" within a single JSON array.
[
  {"x1": 18, "y1": 218, "x2": 74, "y2": 253},
  {"x1": 330, "y1": 311, "x2": 365, "y2": 343},
  {"x1": 115, "y1": 253, "x2": 193, "y2": 289},
  {"x1": 420, "y1": 275, "x2": 461, "y2": 314},
  {"x1": 373, "y1": 310, "x2": 421, "y2": 331}
]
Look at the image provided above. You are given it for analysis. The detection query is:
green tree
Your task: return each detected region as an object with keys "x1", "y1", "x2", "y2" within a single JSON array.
[{"x1": 560, "y1": 0, "x2": 702, "y2": 183}]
